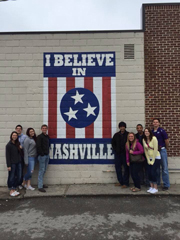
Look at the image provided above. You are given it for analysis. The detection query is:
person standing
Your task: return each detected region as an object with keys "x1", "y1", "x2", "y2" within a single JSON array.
[
  {"x1": 126, "y1": 132, "x2": 144, "y2": 192},
  {"x1": 135, "y1": 124, "x2": 149, "y2": 186},
  {"x1": 6, "y1": 131, "x2": 22, "y2": 197},
  {"x1": 111, "y1": 121, "x2": 129, "y2": 188},
  {"x1": 22, "y1": 128, "x2": 37, "y2": 190},
  {"x1": 15, "y1": 125, "x2": 26, "y2": 187},
  {"x1": 143, "y1": 128, "x2": 161, "y2": 194},
  {"x1": 152, "y1": 118, "x2": 170, "y2": 191},
  {"x1": 36, "y1": 124, "x2": 50, "y2": 193}
]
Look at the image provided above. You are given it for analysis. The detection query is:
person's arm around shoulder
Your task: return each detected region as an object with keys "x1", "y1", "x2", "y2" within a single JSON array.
[
  {"x1": 6, "y1": 144, "x2": 11, "y2": 171},
  {"x1": 23, "y1": 137, "x2": 29, "y2": 165}
]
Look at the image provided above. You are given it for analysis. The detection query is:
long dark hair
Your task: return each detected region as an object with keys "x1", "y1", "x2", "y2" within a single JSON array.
[
  {"x1": 26, "y1": 128, "x2": 37, "y2": 142},
  {"x1": 10, "y1": 131, "x2": 21, "y2": 152},
  {"x1": 143, "y1": 128, "x2": 153, "y2": 142}
]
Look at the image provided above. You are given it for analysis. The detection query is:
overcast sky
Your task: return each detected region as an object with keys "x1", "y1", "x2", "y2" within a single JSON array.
[{"x1": 0, "y1": 0, "x2": 179, "y2": 32}]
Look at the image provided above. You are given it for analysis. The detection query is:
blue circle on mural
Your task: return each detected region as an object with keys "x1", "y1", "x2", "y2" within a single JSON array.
[{"x1": 60, "y1": 88, "x2": 99, "y2": 128}]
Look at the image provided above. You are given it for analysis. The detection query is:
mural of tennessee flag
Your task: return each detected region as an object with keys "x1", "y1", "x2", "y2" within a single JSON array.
[{"x1": 43, "y1": 52, "x2": 116, "y2": 164}]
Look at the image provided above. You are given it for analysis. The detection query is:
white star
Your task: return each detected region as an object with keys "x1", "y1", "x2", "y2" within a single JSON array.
[
  {"x1": 83, "y1": 103, "x2": 97, "y2": 117},
  {"x1": 71, "y1": 90, "x2": 84, "y2": 105},
  {"x1": 64, "y1": 107, "x2": 78, "y2": 121}
]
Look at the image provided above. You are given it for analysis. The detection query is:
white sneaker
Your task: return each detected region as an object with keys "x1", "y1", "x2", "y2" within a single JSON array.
[
  {"x1": 26, "y1": 185, "x2": 35, "y2": 191},
  {"x1": 147, "y1": 187, "x2": 153, "y2": 193},
  {"x1": 18, "y1": 185, "x2": 23, "y2": 190},
  {"x1": 150, "y1": 188, "x2": 158, "y2": 194}
]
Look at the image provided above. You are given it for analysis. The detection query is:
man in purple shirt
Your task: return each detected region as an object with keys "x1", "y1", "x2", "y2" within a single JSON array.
[{"x1": 152, "y1": 118, "x2": 170, "y2": 190}]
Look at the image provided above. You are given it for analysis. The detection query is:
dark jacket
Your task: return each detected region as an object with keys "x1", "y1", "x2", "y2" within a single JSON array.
[
  {"x1": 111, "y1": 130, "x2": 129, "y2": 154},
  {"x1": 135, "y1": 133, "x2": 144, "y2": 146},
  {"x1": 6, "y1": 141, "x2": 22, "y2": 167},
  {"x1": 36, "y1": 133, "x2": 50, "y2": 156}
]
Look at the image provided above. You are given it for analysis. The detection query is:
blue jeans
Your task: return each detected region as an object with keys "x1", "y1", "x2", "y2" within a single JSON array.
[
  {"x1": 157, "y1": 148, "x2": 170, "y2": 187},
  {"x1": 38, "y1": 155, "x2": 49, "y2": 189},
  {"x1": 24, "y1": 157, "x2": 36, "y2": 181},
  {"x1": 115, "y1": 153, "x2": 129, "y2": 186},
  {"x1": 148, "y1": 159, "x2": 161, "y2": 184},
  {"x1": 7, "y1": 162, "x2": 22, "y2": 190}
]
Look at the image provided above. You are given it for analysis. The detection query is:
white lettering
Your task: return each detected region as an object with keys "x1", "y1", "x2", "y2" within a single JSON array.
[
  {"x1": 49, "y1": 143, "x2": 54, "y2": 159},
  {"x1": 99, "y1": 144, "x2": 107, "y2": 159},
  {"x1": 54, "y1": 54, "x2": 64, "y2": 66},
  {"x1": 79, "y1": 144, "x2": 87, "y2": 159},
  {"x1": 45, "y1": 54, "x2": 51, "y2": 66},
  {"x1": 86, "y1": 144, "x2": 91, "y2": 159},
  {"x1": 107, "y1": 144, "x2": 114, "y2": 159},
  {"x1": 64, "y1": 54, "x2": 72, "y2": 66},
  {"x1": 106, "y1": 54, "x2": 114, "y2": 66},
  {"x1": 92, "y1": 144, "x2": 99, "y2": 159},
  {"x1": 73, "y1": 54, "x2": 82, "y2": 66},
  {"x1": 54, "y1": 144, "x2": 62, "y2": 159},
  {"x1": 96, "y1": 54, "x2": 105, "y2": 66},
  {"x1": 69, "y1": 144, "x2": 78, "y2": 159},
  {"x1": 88, "y1": 54, "x2": 95, "y2": 66},
  {"x1": 81, "y1": 54, "x2": 87, "y2": 66},
  {"x1": 62, "y1": 144, "x2": 69, "y2": 159}
]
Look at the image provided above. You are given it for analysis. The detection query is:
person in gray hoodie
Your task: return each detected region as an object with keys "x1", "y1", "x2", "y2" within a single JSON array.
[{"x1": 22, "y1": 128, "x2": 37, "y2": 190}]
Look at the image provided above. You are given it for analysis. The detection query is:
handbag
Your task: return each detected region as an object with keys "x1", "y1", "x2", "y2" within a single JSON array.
[{"x1": 129, "y1": 153, "x2": 144, "y2": 163}]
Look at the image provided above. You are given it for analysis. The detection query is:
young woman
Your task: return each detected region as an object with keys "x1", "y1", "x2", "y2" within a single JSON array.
[
  {"x1": 143, "y1": 128, "x2": 161, "y2": 194},
  {"x1": 6, "y1": 131, "x2": 22, "y2": 197},
  {"x1": 126, "y1": 132, "x2": 144, "y2": 192},
  {"x1": 22, "y1": 128, "x2": 37, "y2": 190}
]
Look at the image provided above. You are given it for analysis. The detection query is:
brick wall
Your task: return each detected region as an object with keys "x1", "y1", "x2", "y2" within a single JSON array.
[
  {"x1": 0, "y1": 32, "x2": 144, "y2": 186},
  {"x1": 144, "y1": 4, "x2": 180, "y2": 157}
]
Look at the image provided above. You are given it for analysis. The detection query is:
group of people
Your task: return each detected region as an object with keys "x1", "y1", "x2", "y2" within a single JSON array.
[
  {"x1": 6, "y1": 118, "x2": 170, "y2": 197},
  {"x1": 6, "y1": 124, "x2": 50, "y2": 197},
  {"x1": 111, "y1": 118, "x2": 170, "y2": 194}
]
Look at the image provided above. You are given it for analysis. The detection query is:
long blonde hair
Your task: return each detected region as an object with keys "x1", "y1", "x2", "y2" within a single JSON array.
[{"x1": 126, "y1": 132, "x2": 137, "y2": 150}]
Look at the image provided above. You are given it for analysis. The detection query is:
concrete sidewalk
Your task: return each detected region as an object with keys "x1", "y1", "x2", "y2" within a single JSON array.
[{"x1": 0, "y1": 184, "x2": 180, "y2": 200}]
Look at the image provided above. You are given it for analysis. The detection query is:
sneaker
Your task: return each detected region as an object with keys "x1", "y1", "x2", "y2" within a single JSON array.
[
  {"x1": 38, "y1": 188, "x2": 46, "y2": 193},
  {"x1": 18, "y1": 185, "x2": 23, "y2": 190},
  {"x1": 147, "y1": 187, "x2": 153, "y2": 193},
  {"x1": 162, "y1": 186, "x2": 169, "y2": 191},
  {"x1": 150, "y1": 188, "x2": 158, "y2": 194},
  {"x1": 26, "y1": 185, "x2": 35, "y2": 191}
]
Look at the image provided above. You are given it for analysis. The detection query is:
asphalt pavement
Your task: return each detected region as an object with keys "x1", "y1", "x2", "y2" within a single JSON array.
[{"x1": 0, "y1": 196, "x2": 180, "y2": 240}]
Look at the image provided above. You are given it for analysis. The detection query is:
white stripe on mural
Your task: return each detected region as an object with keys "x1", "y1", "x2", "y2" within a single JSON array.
[
  {"x1": 57, "y1": 77, "x2": 66, "y2": 138},
  {"x1": 93, "y1": 77, "x2": 102, "y2": 138},
  {"x1": 75, "y1": 77, "x2": 85, "y2": 138},
  {"x1": 111, "y1": 77, "x2": 116, "y2": 137},
  {"x1": 43, "y1": 78, "x2": 48, "y2": 125}
]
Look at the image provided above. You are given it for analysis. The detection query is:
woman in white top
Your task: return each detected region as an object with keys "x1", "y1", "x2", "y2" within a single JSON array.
[{"x1": 143, "y1": 128, "x2": 161, "y2": 194}]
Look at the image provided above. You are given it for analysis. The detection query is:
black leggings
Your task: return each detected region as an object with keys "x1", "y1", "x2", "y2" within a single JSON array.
[{"x1": 148, "y1": 159, "x2": 161, "y2": 184}]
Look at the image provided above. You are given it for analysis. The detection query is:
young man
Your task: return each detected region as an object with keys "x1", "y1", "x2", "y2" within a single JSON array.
[
  {"x1": 15, "y1": 124, "x2": 26, "y2": 187},
  {"x1": 36, "y1": 124, "x2": 50, "y2": 193},
  {"x1": 111, "y1": 121, "x2": 129, "y2": 188},
  {"x1": 152, "y1": 118, "x2": 170, "y2": 191},
  {"x1": 135, "y1": 124, "x2": 149, "y2": 186}
]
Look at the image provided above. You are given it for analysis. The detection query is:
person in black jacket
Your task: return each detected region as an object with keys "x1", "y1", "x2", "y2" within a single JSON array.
[
  {"x1": 36, "y1": 124, "x2": 50, "y2": 193},
  {"x1": 111, "y1": 122, "x2": 129, "y2": 188},
  {"x1": 6, "y1": 131, "x2": 22, "y2": 197}
]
